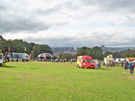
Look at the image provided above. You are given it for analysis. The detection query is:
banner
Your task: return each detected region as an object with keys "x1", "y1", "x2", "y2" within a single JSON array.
[{"x1": 8, "y1": 46, "x2": 10, "y2": 52}]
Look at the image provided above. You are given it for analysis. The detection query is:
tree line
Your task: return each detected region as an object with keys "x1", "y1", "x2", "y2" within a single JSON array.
[
  {"x1": 0, "y1": 38, "x2": 134, "y2": 60},
  {"x1": 58, "y1": 53, "x2": 76, "y2": 60},
  {"x1": 0, "y1": 39, "x2": 52, "y2": 58},
  {"x1": 76, "y1": 46, "x2": 135, "y2": 60}
]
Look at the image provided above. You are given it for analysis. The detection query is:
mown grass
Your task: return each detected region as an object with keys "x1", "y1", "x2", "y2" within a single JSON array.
[{"x1": 0, "y1": 61, "x2": 135, "y2": 101}]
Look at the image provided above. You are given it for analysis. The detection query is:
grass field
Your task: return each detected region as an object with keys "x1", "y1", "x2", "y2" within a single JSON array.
[{"x1": 0, "y1": 61, "x2": 135, "y2": 101}]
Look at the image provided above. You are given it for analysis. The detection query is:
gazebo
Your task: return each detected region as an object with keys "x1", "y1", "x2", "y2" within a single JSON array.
[{"x1": 36, "y1": 53, "x2": 53, "y2": 61}]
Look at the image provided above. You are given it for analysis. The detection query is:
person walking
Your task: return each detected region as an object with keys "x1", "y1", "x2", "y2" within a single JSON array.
[
  {"x1": 123, "y1": 59, "x2": 128, "y2": 74},
  {"x1": 128, "y1": 59, "x2": 133, "y2": 74}
]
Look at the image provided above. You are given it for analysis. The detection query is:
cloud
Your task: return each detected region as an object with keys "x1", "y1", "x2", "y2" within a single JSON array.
[
  {"x1": 0, "y1": 4, "x2": 6, "y2": 10},
  {"x1": 36, "y1": 5, "x2": 62, "y2": 15},
  {"x1": 1, "y1": 0, "x2": 135, "y2": 47},
  {"x1": 23, "y1": 36, "x2": 76, "y2": 47},
  {"x1": 0, "y1": 13, "x2": 68, "y2": 33},
  {"x1": 0, "y1": 17, "x2": 50, "y2": 33},
  {"x1": 80, "y1": 0, "x2": 135, "y2": 13},
  {"x1": 21, "y1": 29, "x2": 135, "y2": 47},
  {"x1": 0, "y1": 0, "x2": 68, "y2": 33}
]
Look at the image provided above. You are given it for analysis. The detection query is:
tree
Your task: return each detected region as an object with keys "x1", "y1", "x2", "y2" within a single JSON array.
[
  {"x1": 0, "y1": 38, "x2": 52, "y2": 60},
  {"x1": 39, "y1": 44, "x2": 53, "y2": 54},
  {"x1": 85, "y1": 48, "x2": 94, "y2": 57},
  {"x1": 77, "y1": 46, "x2": 88, "y2": 56},
  {"x1": 130, "y1": 50, "x2": 135, "y2": 57},
  {"x1": 33, "y1": 44, "x2": 40, "y2": 58},
  {"x1": 113, "y1": 52, "x2": 122, "y2": 58},
  {"x1": 12, "y1": 39, "x2": 24, "y2": 52},
  {"x1": 92, "y1": 46, "x2": 103, "y2": 60},
  {"x1": 58, "y1": 53, "x2": 75, "y2": 60},
  {"x1": 104, "y1": 51, "x2": 112, "y2": 57},
  {"x1": 33, "y1": 44, "x2": 53, "y2": 58},
  {"x1": 77, "y1": 46, "x2": 104, "y2": 60},
  {"x1": 123, "y1": 49, "x2": 131, "y2": 58},
  {"x1": 0, "y1": 40, "x2": 7, "y2": 53}
]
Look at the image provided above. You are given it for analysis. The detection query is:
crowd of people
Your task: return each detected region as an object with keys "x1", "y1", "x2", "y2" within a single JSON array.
[
  {"x1": 122, "y1": 59, "x2": 135, "y2": 74},
  {"x1": 103, "y1": 61, "x2": 115, "y2": 67},
  {"x1": 52, "y1": 59, "x2": 76, "y2": 64},
  {"x1": 102, "y1": 58, "x2": 135, "y2": 74}
]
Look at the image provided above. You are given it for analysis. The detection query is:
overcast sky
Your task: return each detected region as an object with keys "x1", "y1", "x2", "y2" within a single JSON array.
[{"x1": 0, "y1": 0, "x2": 135, "y2": 47}]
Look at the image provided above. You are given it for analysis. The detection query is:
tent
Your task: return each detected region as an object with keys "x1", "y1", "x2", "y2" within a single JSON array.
[{"x1": 36, "y1": 53, "x2": 53, "y2": 61}]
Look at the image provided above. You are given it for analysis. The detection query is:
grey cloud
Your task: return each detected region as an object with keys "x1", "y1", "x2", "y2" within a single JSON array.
[
  {"x1": 0, "y1": 15, "x2": 68, "y2": 33},
  {"x1": 0, "y1": 5, "x2": 6, "y2": 11},
  {"x1": 22, "y1": 32, "x2": 110, "y2": 47},
  {"x1": 81, "y1": 0, "x2": 135, "y2": 13},
  {"x1": 108, "y1": 0, "x2": 135, "y2": 11},
  {"x1": 36, "y1": 2, "x2": 80, "y2": 15},
  {"x1": 0, "y1": 1, "x2": 84, "y2": 34},
  {"x1": 0, "y1": 1, "x2": 69, "y2": 34},
  {"x1": 101, "y1": 33, "x2": 135, "y2": 47},
  {"x1": 1, "y1": 0, "x2": 135, "y2": 47},
  {"x1": 24, "y1": 36, "x2": 76, "y2": 47},
  {"x1": 24, "y1": 36, "x2": 97, "y2": 47},
  {"x1": 22, "y1": 30, "x2": 135, "y2": 47},
  {"x1": 36, "y1": 6, "x2": 61, "y2": 15},
  {"x1": 0, "y1": 16, "x2": 51, "y2": 33},
  {"x1": 63, "y1": 2, "x2": 80, "y2": 10}
]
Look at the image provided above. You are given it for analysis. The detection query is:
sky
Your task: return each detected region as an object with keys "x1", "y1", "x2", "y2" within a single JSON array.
[{"x1": 0, "y1": 0, "x2": 135, "y2": 47}]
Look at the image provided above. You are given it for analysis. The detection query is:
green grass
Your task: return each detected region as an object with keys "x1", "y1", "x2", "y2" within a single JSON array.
[{"x1": 0, "y1": 61, "x2": 135, "y2": 101}]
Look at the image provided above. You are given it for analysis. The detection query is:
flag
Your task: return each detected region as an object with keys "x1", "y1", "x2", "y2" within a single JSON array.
[
  {"x1": 24, "y1": 47, "x2": 26, "y2": 52},
  {"x1": 8, "y1": 46, "x2": 10, "y2": 52},
  {"x1": 29, "y1": 54, "x2": 31, "y2": 59}
]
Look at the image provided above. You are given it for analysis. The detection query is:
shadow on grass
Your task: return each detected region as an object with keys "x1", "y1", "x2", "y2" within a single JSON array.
[{"x1": 0, "y1": 66, "x2": 16, "y2": 68}]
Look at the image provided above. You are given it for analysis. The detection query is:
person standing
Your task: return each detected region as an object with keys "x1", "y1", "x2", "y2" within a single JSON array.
[
  {"x1": 133, "y1": 61, "x2": 135, "y2": 73},
  {"x1": 106, "y1": 62, "x2": 108, "y2": 67},
  {"x1": 11, "y1": 57, "x2": 12, "y2": 62},
  {"x1": 128, "y1": 59, "x2": 133, "y2": 74},
  {"x1": 63, "y1": 59, "x2": 65, "y2": 63},
  {"x1": 121, "y1": 61, "x2": 123, "y2": 68},
  {"x1": 95, "y1": 60, "x2": 98, "y2": 68},
  {"x1": 70, "y1": 59, "x2": 72, "y2": 64},
  {"x1": 98, "y1": 60, "x2": 101, "y2": 68},
  {"x1": 123, "y1": 59, "x2": 128, "y2": 74}
]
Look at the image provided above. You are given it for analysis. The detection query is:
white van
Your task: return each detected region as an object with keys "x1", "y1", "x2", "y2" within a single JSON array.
[{"x1": 0, "y1": 53, "x2": 3, "y2": 66}]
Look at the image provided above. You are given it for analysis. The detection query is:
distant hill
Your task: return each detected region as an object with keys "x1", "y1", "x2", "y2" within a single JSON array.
[
  {"x1": 105, "y1": 47, "x2": 135, "y2": 52},
  {"x1": 51, "y1": 46, "x2": 135, "y2": 54}
]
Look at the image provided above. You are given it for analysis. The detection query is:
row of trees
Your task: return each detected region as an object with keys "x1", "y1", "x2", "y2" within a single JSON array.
[
  {"x1": 77, "y1": 46, "x2": 104, "y2": 60},
  {"x1": 77, "y1": 46, "x2": 135, "y2": 60},
  {"x1": 103, "y1": 49, "x2": 135, "y2": 58},
  {"x1": 0, "y1": 39, "x2": 53, "y2": 58},
  {"x1": 1, "y1": 38, "x2": 135, "y2": 60},
  {"x1": 57, "y1": 46, "x2": 104, "y2": 60}
]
